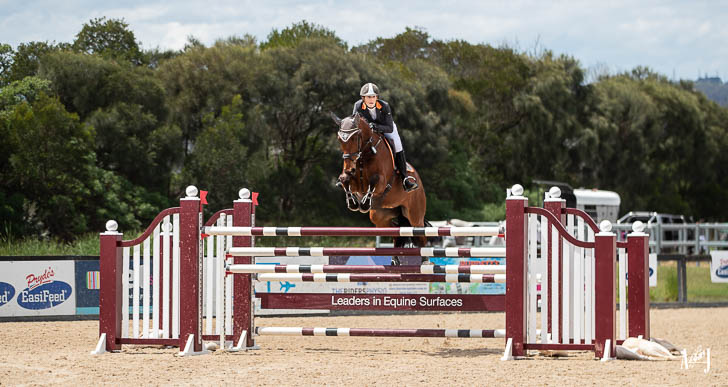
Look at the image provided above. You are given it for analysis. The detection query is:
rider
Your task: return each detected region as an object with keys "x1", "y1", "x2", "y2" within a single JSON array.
[{"x1": 353, "y1": 82, "x2": 418, "y2": 192}]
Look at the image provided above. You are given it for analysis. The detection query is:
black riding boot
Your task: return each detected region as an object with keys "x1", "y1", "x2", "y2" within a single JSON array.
[{"x1": 395, "y1": 151, "x2": 418, "y2": 192}]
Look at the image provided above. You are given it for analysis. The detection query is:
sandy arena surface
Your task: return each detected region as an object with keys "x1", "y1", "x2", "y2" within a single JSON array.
[{"x1": 0, "y1": 308, "x2": 725, "y2": 386}]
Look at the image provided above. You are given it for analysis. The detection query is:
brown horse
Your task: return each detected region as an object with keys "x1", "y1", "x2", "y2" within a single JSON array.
[{"x1": 332, "y1": 112, "x2": 428, "y2": 250}]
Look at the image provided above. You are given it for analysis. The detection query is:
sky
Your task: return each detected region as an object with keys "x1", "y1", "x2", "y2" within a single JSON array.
[{"x1": 1, "y1": 0, "x2": 726, "y2": 81}]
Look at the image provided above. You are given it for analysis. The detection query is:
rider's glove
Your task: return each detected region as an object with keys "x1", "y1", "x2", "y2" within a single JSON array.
[{"x1": 369, "y1": 122, "x2": 379, "y2": 132}]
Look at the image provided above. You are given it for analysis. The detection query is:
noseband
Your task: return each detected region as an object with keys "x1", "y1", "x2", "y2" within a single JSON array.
[{"x1": 339, "y1": 128, "x2": 382, "y2": 162}]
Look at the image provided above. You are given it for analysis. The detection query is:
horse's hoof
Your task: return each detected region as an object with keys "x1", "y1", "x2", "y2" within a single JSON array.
[
  {"x1": 421, "y1": 257, "x2": 432, "y2": 265},
  {"x1": 359, "y1": 201, "x2": 371, "y2": 213},
  {"x1": 391, "y1": 257, "x2": 401, "y2": 266},
  {"x1": 347, "y1": 198, "x2": 360, "y2": 211}
]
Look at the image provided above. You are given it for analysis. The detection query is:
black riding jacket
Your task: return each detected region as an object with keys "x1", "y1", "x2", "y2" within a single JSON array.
[{"x1": 352, "y1": 99, "x2": 394, "y2": 133}]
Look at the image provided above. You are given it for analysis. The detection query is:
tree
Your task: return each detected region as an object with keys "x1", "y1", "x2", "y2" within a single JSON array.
[
  {"x1": 253, "y1": 37, "x2": 360, "y2": 219},
  {"x1": 353, "y1": 27, "x2": 431, "y2": 61},
  {"x1": 0, "y1": 43, "x2": 13, "y2": 86},
  {"x1": 261, "y1": 20, "x2": 346, "y2": 50},
  {"x1": 0, "y1": 76, "x2": 52, "y2": 110},
  {"x1": 39, "y1": 51, "x2": 167, "y2": 120},
  {"x1": 2, "y1": 93, "x2": 94, "y2": 238},
  {"x1": 73, "y1": 17, "x2": 143, "y2": 64},
  {"x1": 181, "y1": 95, "x2": 267, "y2": 211},
  {"x1": 158, "y1": 38, "x2": 259, "y2": 157},
  {"x1": 4, "y1": 41, "x2": 69, "y2": 84}
]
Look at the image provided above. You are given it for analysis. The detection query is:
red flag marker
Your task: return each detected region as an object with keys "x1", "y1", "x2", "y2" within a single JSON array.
[
  {"x1": 200, "y1": 190, "x2": 209, "y2": 204},
  {"x1": 201, "y1": 233, "x2": 210, "y2": 239},
  {"x1": 199, "y1": 190, "x2": 208, "y2": 211},
  {"x1": 252, "y1": 192, "x2": 259, "y2": 206}
]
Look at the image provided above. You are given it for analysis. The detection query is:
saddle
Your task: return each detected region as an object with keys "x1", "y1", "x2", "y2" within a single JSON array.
[{"x1": 380, "y1": 135, "x2": 414, "y2": 175}]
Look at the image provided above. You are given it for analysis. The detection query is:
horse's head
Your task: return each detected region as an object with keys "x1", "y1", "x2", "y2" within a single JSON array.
[{"x1": 331, "y1": 112, "x2": 374, "y2": 179}]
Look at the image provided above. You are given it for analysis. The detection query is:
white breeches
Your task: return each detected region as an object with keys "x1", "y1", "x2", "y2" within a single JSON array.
[{"x1": 384, "y1": 123, "x2": 403, "y2": 153}]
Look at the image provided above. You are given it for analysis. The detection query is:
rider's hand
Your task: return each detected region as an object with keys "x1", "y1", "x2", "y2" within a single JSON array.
[{"x1": 369, "y1": 122, "x2": 379, "y2": 132}]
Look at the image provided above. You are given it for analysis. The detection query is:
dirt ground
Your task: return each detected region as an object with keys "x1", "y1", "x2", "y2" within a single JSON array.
[{"x1": 0, "y1": 308, "x2": 725, "y2": 386}]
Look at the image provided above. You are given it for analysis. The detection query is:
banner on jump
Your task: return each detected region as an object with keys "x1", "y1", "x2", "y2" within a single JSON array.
[{"x1": 257, "y1": 293, "x2": 505, "y2": 311}]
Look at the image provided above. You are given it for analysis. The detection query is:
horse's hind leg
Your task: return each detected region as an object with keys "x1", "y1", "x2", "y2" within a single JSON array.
[
  {"x1": 401, "y1": 194, "x2": 427, "y2": 248},
  {"x1": 370, "y1": 208, "x2": 403, "y2": 265}
]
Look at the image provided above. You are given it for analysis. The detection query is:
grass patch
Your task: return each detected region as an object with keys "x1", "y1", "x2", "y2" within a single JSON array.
[
  {"x1": 0, "y1": 232, "x2": 102, "y2": 256},
  {"x1": 0, "y1": 231, "x2": 379, "y2": 256},
  {"x1": 650, "y1": 262, "x2": 728, "y2": 302}
]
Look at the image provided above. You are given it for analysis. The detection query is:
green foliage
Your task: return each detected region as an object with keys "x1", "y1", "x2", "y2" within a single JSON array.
[
  {"x1": 181, "y1": 95, "x2": 267, "y2": 211},
  {"x1": 2, "y1": 93, "x2": 95, "y2": 239},
  {"x1": 261, "y1": 20, "x2": 346, "y2": 50},
  {"x1": 0, "y1": 76, "x2": 52, "y2": 109},
  {"x1": 73, "y1": 17, "x2": 143, "y2": 64},
  {"x1": 0, "y1": 93, "x2": 168, "y2": 240},
  {"x1": 157, "y1": 38, "x2": 258, "y2": 158},
  {"x1": 39, "y1": 50, "x2": 166, "y2": 120},
  {"x1": 0, "y1": 43, "x2": 12, "y2": 86},
  {"x1": 0, "y1": 232, "x2": 102, "y2": 256},
  {"x1": 86, "y1": 102, "x2": 178, "y2": 190},
  {"x1": 3, "y1": 41, "x2": 69, "y2": 84},
  {"x1": 5, "y1": 18, "x2": 728, "y2": 246}
]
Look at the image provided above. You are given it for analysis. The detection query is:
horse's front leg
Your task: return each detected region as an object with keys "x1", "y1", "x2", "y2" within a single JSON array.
[
  {"x1": 337, "y1": 173, "x2": 359, "y2": 212},
  {"x1": 358, "y1": 175, "x2": 380, "y2": 213}
]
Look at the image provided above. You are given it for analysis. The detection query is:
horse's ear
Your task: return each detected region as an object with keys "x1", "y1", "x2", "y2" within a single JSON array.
[
  {"x1": 353, "y1": 113, "x2": 360, "y2": 128},
  {"x1": 330, "y1": 112, "x2": 342, "y2": 127}
]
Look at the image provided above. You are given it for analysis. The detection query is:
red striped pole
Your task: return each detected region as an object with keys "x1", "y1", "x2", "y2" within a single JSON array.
[
  {"x1": 255, "y1": 273, "x2": 504, "y2": 283},
  {"x1": 227, "y1": 246, "x2": 505, "y2": 257},
  {"x1": 227, "y1": 264, "x2": 505, "y2": 274},
  {"x1": 255, "y1": 327, "x2": 505, "y2": 338},
  {"x1": 205, "y1": 226, "x2": 503, "y2": 237}
]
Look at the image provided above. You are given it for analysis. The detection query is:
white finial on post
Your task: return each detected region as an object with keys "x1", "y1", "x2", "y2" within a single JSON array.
[
  {"x1": 239, "y1": 188, "x2": 251, "y2": 200},
  {"x1": 105, "y1": 220, "x2": 118, "y2": 232},
  {"x1": 632, "y1": 221, "x2": 646, "y2": 233},
  {"x1": 510, "y1": 184, "x2": 524, "y2": 197},
  {"x1": 548, "y1": 186, "x2": 561, "y2": 199},
  {"x1": 599, "y1": 220, "x2": 613, "y2": 233},
  {"x1": 185, "y1": 185, "x2": 199, "y2": 198}
]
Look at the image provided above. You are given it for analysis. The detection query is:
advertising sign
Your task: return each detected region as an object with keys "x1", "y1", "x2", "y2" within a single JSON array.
[
  {"x1": 75, "y1": 260, "x2": 100, "y2": 315},
  {"x1": 710, "y1": 251, "x2": 728, "y2": 283},
  {"x1": 253, "y1": 256, "x2": 330, "y2": 315},
  {"x1": 649, "y1": 253, "x2": 657, "y2": 287},
  {"x1": 429, "y1": 257, "x2": 506, "y2": 295},
  {"x1": 0, "y1": 261, "x2": 76, "y2": 317}
]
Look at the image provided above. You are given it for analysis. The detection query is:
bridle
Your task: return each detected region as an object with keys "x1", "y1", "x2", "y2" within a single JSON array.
[
  {"x1": 338, "y1": 121, "x2": 393, "y2": 200},
  {"x1": 339, "y1": 128, "x2": 383, "y2": 163}
]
